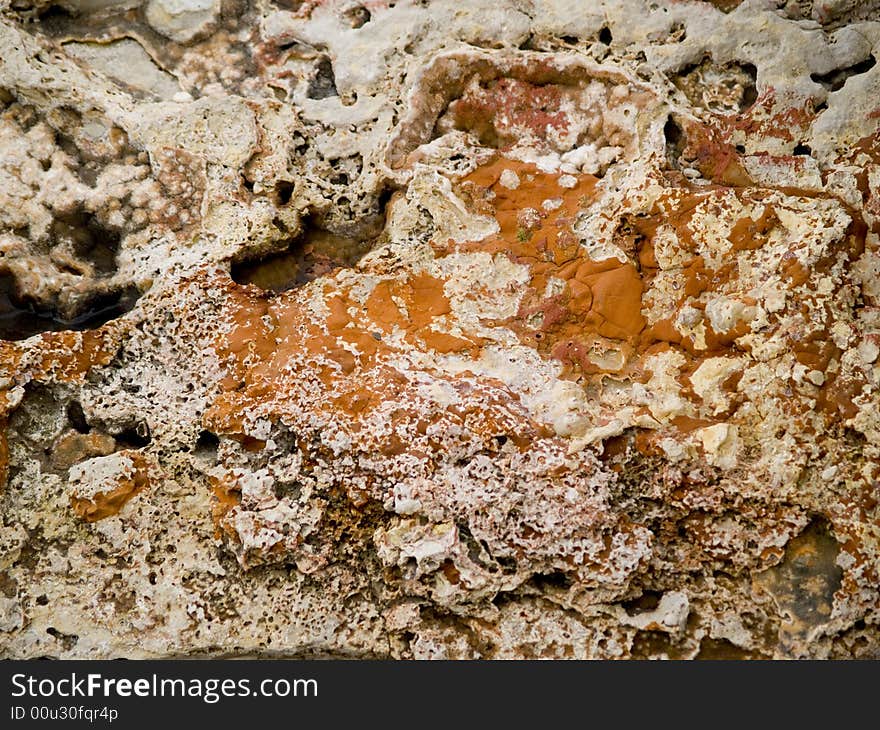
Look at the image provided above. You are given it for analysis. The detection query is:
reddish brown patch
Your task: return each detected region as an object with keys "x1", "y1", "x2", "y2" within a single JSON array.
[
  {"x1": 680, "y1": 118, "x2": 754, "y2": 187},
  {"x1": 70, "y1": 451, "x2": 151, "y2": 523},
  {"x1": 51, "y1": 431, "x2": 116, "y2": 471},
  {"x1": 445, "y1": 77, "x2": 571, "y2": 148},
  {"x1": 204, "y1": 253, "x2": 540, "y2": 456},
  {"x1": 455, "y1": 158, "x2": 645, "y2": 375},
  {"x1": 728, "y1": 206, "x2": 778, "y2": 251},
  {"x1": 210, "y1": 472, "x2": 242, "y2": 539}
]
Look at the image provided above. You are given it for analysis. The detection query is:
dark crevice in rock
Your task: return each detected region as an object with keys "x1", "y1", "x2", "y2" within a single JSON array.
[
  {"x1": 0, "y1": 573, "x2": 18, "y2": 599},
  {"x1": 66, "y1": 401, "x2": 91, "y2": 434},
  {"x1": 664, "y1": 114, "x2": 684, "y2": 168},
  {"x1": 51, "y1": 210, "x2": 121, "y2": 276},
  {"x1": 114, "y1": 420, "x2": 151, "y2": 448},
  {"x1": 811, "y1": 56, "x2": 876, "y2": 92},
  {"x1": 704, "y1": 0, "x2": 745, "y2": 12},
  {"x1": 344, "y1": 5, "x2": 371, "y2": 28},
  {"x1": 275, "y1": 180, "x2": 295, "y2": 205},
  {"x1": 530, "y1": 570, "x2": 573, "y2": 591},
  {"x1": 35, "y1": 4, "x2": 76, "y2": 30},
  {"x1": 0, "y1": 279, "x2": 141, "y2": 341},
  {"x1": 695, "y1": 637, "x2": 763, "y2": 659},
  {"x1": 0, "y1": 276, "x2": 140, "y2": 340},
  {"x1": 622, "y1": 590, "x2": 663, "y2": 615},
  {"x1": 669, "y1": 22, "x2": 686, "y2": 42},
  {"x1": 231, "y1": 221, "x2": 378, "y2": 293},
  {"x1": 194, "y1": 429, "x2": 220, "y2": 457},
  {"x1": 307, "y1": 57, "x2": 338, "y2": 100},
  {"x1": 46, "y1": 626, "x2": 78, "y2": 651},
  {"x1": 739, "y1": 63, "x2": 758, "y2": 108},
  {"x1": 753, "y1": 516, "x2": 843, "y2": 654},
  {"x1": 629, "y1": 629, "x2": 684, "y2": 658},
  {"x1": 517, "y1": 34, "x2": 537, "y2": 51}
]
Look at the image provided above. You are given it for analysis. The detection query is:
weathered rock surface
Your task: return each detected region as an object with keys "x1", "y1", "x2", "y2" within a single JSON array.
[{"x1": 0, "y1": 0, "x2": 879, "y2": 659}]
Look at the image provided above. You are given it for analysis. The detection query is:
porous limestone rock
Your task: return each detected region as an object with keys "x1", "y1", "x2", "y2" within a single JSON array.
[{"x1": 0, "y1": 0, "x2": 879, "y2": 659}]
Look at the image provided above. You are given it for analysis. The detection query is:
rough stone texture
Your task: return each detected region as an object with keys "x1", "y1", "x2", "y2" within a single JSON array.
[{"x1": 0, "y1": 0, "x2": 879, "y2": 660}]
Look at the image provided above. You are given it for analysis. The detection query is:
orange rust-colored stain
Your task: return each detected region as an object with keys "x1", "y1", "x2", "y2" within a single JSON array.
[
  {"x1": 451, "y1": 161, "x2": 787, "y2": 382},
  {"x1": 440, "y1": 559, "x2": 461, "y2": 584},
  {"x1": 728, "y1": 206, "x2": 778, "y2": 251},
  {"x1": 357, "y1": 272, "x2": 476, "y2": 355},
  {"x1": 678, "y1": 94, "x2": 818, "y2": 185},
  {"x1": 204, "y1": 249, "x2": 536, "y2": 455},
  {"x1": 0, "y1": 325, "x2": 124, "y2": 399},
  {"x1": 453, "y1": 157, "x2": 645, "y2": 375},
  {"x1": 239, "y1": 436, "x2": 267, "y2": 452},
  {"x1": 210, "y1": 472, "x2": 242, "y2": 539},
  {"x1": 33, "y1": 330, "x2": 122, "y2": 382},
  {"x1": 70, "y1": 451, "x2": 151, "y2": 523},
  {"x1": 0, "y1": 321, "x2": 131, "y2": 493},
  {"x1": 780, "y1": 250, "x2": 810, "y2": 286},
  {"x1": 204, "y1": 144, "x2": 865, "y2": 462},
  {"x1": 818, "y1": 372, "x2": 868, "y2": 420}
]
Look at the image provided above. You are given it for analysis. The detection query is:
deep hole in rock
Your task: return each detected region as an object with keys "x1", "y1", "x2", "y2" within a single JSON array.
[
  {"x1": 752, "y1": 516, "x2": 843, "y2": 635},
  {"x1": 793, "y1": 143, "x2": 812, "y2": 156},
  {"x1": 274, "y1": 481, "x2": 303, "y2": 500},
  {"x1": 45, "y1": 626, "x2": 78, "y2": 650},
  {"x1": 344, "y1": 5, "x2": 371, "y2": 28},
  {"x1": 669, "y1": 22, "x2": 686, "y2": 42},
  {"x1": 114, "y1": 421, "x2": 151, "y2": 448},
  {"x1": 622, "y1": 590, "x2": 663, "y2": 614},
  {"x1": 307, "y1": 57, "x2": 338, "y2": 100},
  {"x1": 531, "y1": 571, "x2": 573, "y2": 590},
  {"x1": 598, "y1": 26, "x2": 613, "y2": 44},
  {"x1": 664, "y1": 115, "x2": 684, "y2": 166},
  {"x1": 695, "y1": 637, "x2": 761, "y2": 659},
  {"x1": 629, "y1": 629, "x2": 679, "y2": 658},
  {"x1": 231, "y1": 224, "x2": 377, "y2": 293},
  {"x1": 275, "y1": 180, "x2": 295, "y2": 205},
  {"x1": 811, "y1": 56, "x2": 876, "y2": 92},
  {"x1": 708, "y1": 0, "x2": 745, "y2": 12},
  {"x1": 51, "y1": 210, "x2": 121, "y2": 276},
  {"x1": 739, "y1": 63, "x2": 758, "y2": 109},
  {"x1": 0, "y1": 573, "x2": 17, "y2": 598},
  {"x1": 194, "y1": 429, "x2": 220, "y2": 454},
  {"x1": 518, "y1": 34, "x2": 537, "y2": 51},
  {"x1": 66, "y1": 401, "x2": 91, "y2": 434},
  {"x1": 0, "y1": 276, "x2": 141, "y2": 341},
  {"x1": 36, "y1": 4, "x2": 76, "y2": 32}
]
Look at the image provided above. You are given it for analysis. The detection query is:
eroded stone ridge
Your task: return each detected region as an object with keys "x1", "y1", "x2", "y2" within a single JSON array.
[{"x1": 0, "y1": 0, "x2": 879, "y2": 659}]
